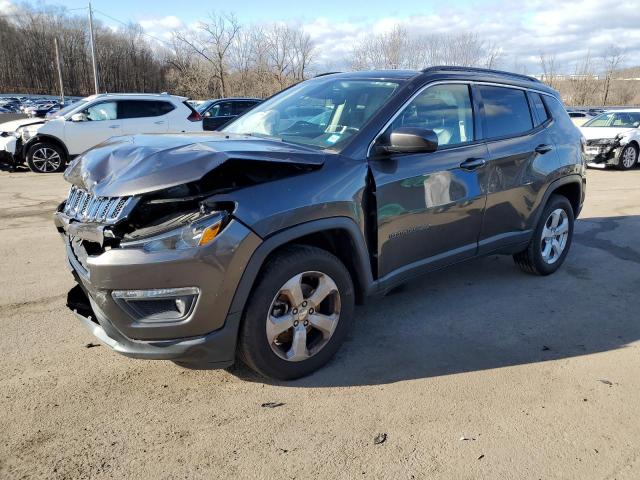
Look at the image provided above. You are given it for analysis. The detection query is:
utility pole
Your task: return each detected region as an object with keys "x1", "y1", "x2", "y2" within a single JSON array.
[
  {"x1": 54, "y1": 37, "x2": 64, "y2": 104},
  {"x1": 88, "y1": 1, "x2": 99, "y2": 94}
]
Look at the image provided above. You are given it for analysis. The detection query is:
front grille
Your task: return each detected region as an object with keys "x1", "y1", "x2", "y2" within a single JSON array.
[{"x1": 63, "y1": 185, "x2": 135, "y2": 224}]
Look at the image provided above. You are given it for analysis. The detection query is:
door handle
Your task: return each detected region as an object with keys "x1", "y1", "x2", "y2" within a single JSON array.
[
  {"x1": 535, "y1": 144, "x2": 553, "y2": 154},
  {"x1": 153, "y1": 120, "x2": 165, "y2": 125},
  {"x1": 108, "y1": 125, "x2": 120, "y2": 129},
  {"x1": 459, "y1": 157, "x2": 486, "y2": 170}
]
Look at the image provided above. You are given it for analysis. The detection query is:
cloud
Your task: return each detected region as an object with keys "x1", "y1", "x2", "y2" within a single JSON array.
[
  {"x1": 298, "y1": 0, "x2": 640, "y2": 73},
  {"x1": 138, "y1": 15, "x2": 185, "y2": 41},
  {"x1": 134, "y1": 0, "x2": 640, "y2": 73}
]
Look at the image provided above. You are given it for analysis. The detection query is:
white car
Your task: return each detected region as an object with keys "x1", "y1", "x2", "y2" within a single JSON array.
[
  {"x1": 567, "y1": 110, "x2": 595, "y2": 126},
  {"x1": 579, "y1": 109, "x2": 640, "y2": 170},
  {"x1": 0, "y1": 93, "x2": 203, "y2": 173}
]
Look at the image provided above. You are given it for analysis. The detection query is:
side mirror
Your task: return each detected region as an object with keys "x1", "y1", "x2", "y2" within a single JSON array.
[
  {"x1": 376, "y1": 127, "x2": 439, "y2": 155},
  {"x1": 70, "y1": 113, "x2": 86, "y2": 122}
]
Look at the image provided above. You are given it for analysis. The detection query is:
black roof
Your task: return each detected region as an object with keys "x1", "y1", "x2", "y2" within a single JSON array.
[{"x1": 315, "y1": 66, "x2": 557, "y2": 96}]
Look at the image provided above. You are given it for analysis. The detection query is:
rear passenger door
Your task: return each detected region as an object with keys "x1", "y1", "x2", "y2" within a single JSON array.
[
  {"x1": 476, "y1": 85, "x2": 559, "y2": 253},
  {"x1": 118, "y1": 100, "x2": 173, "y2": 135}
]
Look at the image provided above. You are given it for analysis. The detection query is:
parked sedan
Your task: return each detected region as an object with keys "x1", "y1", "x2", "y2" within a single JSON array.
[
  {"x1": 580, "y1": 109, "x2": 640, "y2": 170},
  {"x1": 567, "y1": 110, "x2": 594, "y2": 126},
  {"x1": 197, "y1": 98, "x2": 261, "y2": 130}
]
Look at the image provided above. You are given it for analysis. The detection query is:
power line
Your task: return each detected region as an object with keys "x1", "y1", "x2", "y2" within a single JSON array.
[{"x1": 93, "y1": 9, "x2": 174, "y2": 47}]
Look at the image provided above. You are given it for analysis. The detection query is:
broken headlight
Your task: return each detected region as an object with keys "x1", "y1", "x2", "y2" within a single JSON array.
[{"x1": 120, "y1": 212, "x2": 225, "y2": 252}]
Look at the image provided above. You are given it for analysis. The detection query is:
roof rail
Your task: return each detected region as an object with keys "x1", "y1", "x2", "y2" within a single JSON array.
[
  {"x1": 314, "y1": 71, "x2": 342, "y2": 78},
  {"x1": 421, "y1": 65, "x2": 541, "y2": 83}
]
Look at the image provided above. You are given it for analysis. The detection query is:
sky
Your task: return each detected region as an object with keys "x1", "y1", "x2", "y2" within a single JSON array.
[{"x1": 3, "y1": 0, "x2": 640, "y2": 73}]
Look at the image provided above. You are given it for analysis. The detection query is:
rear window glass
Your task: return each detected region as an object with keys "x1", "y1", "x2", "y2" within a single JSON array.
[
  {"x1": 479, "y1": 86, "x2": 533, "y2": 139},
  {"x1": 118, "y1": 100, "x2": 174, "y2": 119}
]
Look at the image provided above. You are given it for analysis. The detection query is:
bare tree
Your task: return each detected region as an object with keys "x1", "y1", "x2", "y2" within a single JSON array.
[
  {"x1": 539, "y1": 53, "x2": 558, "y2": 88},
  {"x1": 351, "y1": 27, "x2": 501, "y2": 70},
  {"x1": 601, "y1": 45, "x2": 625, "y2": 105},
  {"x1": 569, "y1": 50, "x2": 599, "y2": 106},
  {"x1": 174, "y1": 12, "x2": 240, "y2": 97}
]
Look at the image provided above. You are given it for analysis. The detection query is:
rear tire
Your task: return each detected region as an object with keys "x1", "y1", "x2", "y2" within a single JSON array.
[
  {"x1": 26, "y1": 142, "x2": 66, "y2": 173},
  {"x1": 514, "y1": 194, "x2": 574, "y2": 276},
  {"x1": 238, "y1": 245, "x2": 355, "y2": 380},
  {"x1": 617, "y1": 144, "x2": 638, "y2": 170}
]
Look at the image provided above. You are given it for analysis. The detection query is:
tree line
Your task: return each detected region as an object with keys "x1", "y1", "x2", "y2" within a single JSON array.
[
  {"x1": 0, "y1": 3, "x2": 638, "y2": 106},
  {"x1": 0, "y1": 6, "x2": 168, "y2": 96}
]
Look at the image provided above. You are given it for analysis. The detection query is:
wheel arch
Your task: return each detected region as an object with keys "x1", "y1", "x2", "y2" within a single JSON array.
[
  {"x1": 625, "y1": 139, "x2": 639, "y2": 153},
  {"x1": 228, "y1": 218, "x2": 374, "y2": 318},
  {"x1": 536, "y1": 175, "x2": 584, "y2": 224},
  {"x1": 23, "y1": 134, "x2": 69, "y2": 160}
]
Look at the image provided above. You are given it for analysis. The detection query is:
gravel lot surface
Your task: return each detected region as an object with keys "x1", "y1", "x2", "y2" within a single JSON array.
[{"x1": 1, "y1": 167, "x2": 639, "y2": 479}]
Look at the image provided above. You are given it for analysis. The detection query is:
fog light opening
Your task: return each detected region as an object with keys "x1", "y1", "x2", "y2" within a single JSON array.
[{"x1": 111, "y1": 287, "x2": 199, "y2": 324}]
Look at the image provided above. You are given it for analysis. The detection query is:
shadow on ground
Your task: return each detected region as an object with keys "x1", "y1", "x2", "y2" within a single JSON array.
[{"x1": 230, "y1": 215, "x2": 640, "y2": 387}]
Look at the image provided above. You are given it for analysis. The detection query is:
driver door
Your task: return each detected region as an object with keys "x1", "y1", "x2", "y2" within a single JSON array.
[
  {"x1": 203, "y1": 101, "x2": 235, "y2": 131},
  {"x1": 63, "y1": 101, "x2": 121, "y2": 155},
  {"x1": 369, "y1": 83, "x2": 488, "y2": 278}
]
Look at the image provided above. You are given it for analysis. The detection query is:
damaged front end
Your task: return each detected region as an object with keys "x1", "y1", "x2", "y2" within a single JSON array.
[
  {"x1": 584, "y1": 135, "x2": 623, "y2": 166},
  {"x1": 55, "y1": 133, "x2": 325, "y2": 366}
]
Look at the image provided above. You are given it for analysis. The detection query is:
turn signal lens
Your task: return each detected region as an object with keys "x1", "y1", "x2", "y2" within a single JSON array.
[{"x1": 199, "y1": 222, "x2": 221, "y2": 246}]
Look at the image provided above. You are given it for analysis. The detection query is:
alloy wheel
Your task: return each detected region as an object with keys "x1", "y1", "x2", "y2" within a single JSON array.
[
  {"x1": 31, "y1": 147, "x2": 61, "y2": 173},
  {"x1": 266, "y1": 271, "x2": 341, "y2": 362},
  {"x1": 622, "y1": 147, "x2": 637, "y2": 169},
  {"x1": 540, "y1": 208, "x2": 569, "y2": 264}
]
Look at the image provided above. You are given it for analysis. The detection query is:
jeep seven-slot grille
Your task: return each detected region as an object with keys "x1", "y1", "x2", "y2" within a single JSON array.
[{"x1": 63, "y1": 185, "x2": 134, "y2": 224}]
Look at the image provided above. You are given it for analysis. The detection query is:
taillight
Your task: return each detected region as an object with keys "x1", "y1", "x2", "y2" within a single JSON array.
[{"x1": 187, "y1": 110, "x2": 202, "y2": 122}]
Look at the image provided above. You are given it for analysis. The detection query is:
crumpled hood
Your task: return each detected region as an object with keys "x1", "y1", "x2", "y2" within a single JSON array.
[
  {"x1": 579, "y1": 126, "x2": 635, "y2": 140},
  {"x1": 64, "y1": 133, "x2": 327, "y2": 197},
  {"x1": 0, "y1": 118, "x2": 45, "y2": 132}
]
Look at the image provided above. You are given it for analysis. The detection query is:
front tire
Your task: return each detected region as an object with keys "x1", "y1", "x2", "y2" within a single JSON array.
[
  {"x1": 617, "y1": 144, "x2": 638, "y2": 170},
  {"x1": 514, "y1": 194, "x2": 574, "y2": 275},
  {"x1": 238, "y1": 245, "x2": 355, "y2": 380},
  {"x1": 26, "y1": 142, "x2": 66, "y2": 173}
]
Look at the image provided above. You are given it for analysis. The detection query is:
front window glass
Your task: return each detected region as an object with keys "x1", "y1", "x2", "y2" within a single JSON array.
[
  {"x1": 83, "y1": 101, "x2": 117, "y2": 121},
  {"x1": 582, "y1": 112, "x2": 640, "y2": 128},
  {"x1": 391, "y1": 84, "x2": 474, "y2": 147},
  {"x1": 223, "y1": 79, "x2": 401, "y2": 150}
]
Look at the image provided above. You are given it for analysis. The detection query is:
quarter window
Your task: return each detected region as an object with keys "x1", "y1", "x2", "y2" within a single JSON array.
[
  {"x1": 479, "y1": 86, "x2": 533, "y2": 139},
  {"x1": 530, "y1": 93, "x2": 549, "y2": 126},
  {"x1": 391, "y1": 84, "x2": 474, "y2": 147}
]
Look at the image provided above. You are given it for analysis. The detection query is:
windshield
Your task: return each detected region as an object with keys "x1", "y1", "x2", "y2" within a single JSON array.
[
  {"x1": 582, "y1": 111, "x2": 640, "y2": 128},
  {"x1": 223, "y1": 78, "x2": 401, "y2": 150},
  {"x1": 196, "y1": 100, "x2": 214, "y2": 114},
  {"x1": 57, "y1": 100, "x2": 88, "y2": 119}
]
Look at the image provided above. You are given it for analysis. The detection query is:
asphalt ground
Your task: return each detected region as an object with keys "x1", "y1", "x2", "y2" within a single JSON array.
[{"x1": 1, "y1": 167, "x2": 639, "y2": 479}]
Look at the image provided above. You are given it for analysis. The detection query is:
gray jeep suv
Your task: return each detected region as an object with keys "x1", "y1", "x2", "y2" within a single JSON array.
[{"x1": 55, "y1": 67, "x2": 586, "y2": 380}]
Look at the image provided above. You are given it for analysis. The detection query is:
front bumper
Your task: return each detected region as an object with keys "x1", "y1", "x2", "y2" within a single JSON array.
[
  {"x1": 584, "y1": 142, "x2": 620, "y2": 166},
  {"x1": 55, "y1": 211, "x2": 262, "y2": 366},
  {"x1": 68, "y1": 284, "x2": 242, "y2": 366},
  {"x1": 0, "y1": 135, "x2": 18, "y2": 164}
]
